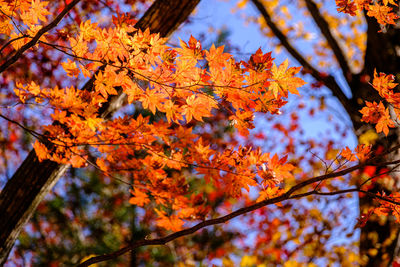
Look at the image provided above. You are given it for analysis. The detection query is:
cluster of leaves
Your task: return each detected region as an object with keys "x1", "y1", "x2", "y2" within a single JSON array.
[
  {"x1": 336, "y1": 0, "x2": 399, "y2": 25},
  {"x1": 9, "y1": 10, "x2": 306, "y2": 231},
  {"x1": 0, "y1": 0, "x2": 149, "y2": 179},
  {"x1": 231, "y1": 0, "x2": 400, "y2": 264},
  {"x1": 360, "y1": 70, "x2": 398, "y2": 135},
  {"x1": 3, "y1": 0, "x2": 400, "y2": 265}
]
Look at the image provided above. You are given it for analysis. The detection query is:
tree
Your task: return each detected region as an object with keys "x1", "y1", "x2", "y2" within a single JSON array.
[
  {"x1": 0, "y1": 0, "x2": 201, "y2": 264},
  {"x1": 244, "y1": 0, "x2": 400, "y2": 265},
  {"x1": 1, "y1": 0, "x2": 400, "y2": 266}
]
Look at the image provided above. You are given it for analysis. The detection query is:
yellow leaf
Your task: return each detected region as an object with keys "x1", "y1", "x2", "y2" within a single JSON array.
[
  {"x1": 222, "y1": 257, "x2": 235, "y2": 267},
  {"x1": 359, "y1": 129, "x2": 379, "y2": 145},
  {"x1": 237, "y1": 0, "x2": 248, "y2": 9},
  {"x1": 240, "y1": 255, "x2": 257, "y2": 267}
]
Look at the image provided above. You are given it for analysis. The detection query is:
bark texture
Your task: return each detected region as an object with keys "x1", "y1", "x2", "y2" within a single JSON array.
[{"x1": 0, "y1": 0, "x2": 200, "y2": 265}]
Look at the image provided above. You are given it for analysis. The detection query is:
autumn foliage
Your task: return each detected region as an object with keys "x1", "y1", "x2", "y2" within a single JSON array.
[
  {"x1": 13, "y1": 16, "x2": 306, "y2": 228},
  {"x1": 336, "y1": 0, "x2": 399, "y2": 25},
  {"x1": 2, "y1": 0, "x2": 400, "y2": 266}
]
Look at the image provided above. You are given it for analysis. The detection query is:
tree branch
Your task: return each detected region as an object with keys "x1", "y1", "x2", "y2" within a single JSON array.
[
  {"x1": 0, "y1": 0, "x2": 200, "y2": 264},
  {"x1": 250, "y1": 0, "x2": 356, "y2": 124},
  {"x1": 78, "y1": 157, "x2": 400, "y2": 266},
  {"x1": 304, "y1": 0, "x2": 352, "y2": 84},
  {"x1": 0, "y1": 0, "x2": 81, "y2": 74}
]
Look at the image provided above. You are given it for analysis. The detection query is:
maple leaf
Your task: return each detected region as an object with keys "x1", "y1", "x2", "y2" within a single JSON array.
[
  {"x1": 96, "y1": 158, "x2": 108, "y2": 172},
  {"x1": 159, "y1": 99, "x2": 183, "y2": 123},
  {"x1": 195, "y1": 138, "x2": 211, "y2": 160},
  {"x1": 181, "y1": 95, "x2": 216, "y2": 123},
  {"x1": 177, "y1": 35, "x2": 203, "y2": 60},
  {"x1": 84, "y1": 116, "x2": 102, "y2": 131},
  {"x1": 155, "y1": 209, "x2": 184, "y2": 231},
  {"x1": 340, "y1": 146, "x2": 357, "y2": 162},
  {"x1": 259, "y1": 154, "x2": 294, "y2": 187},
  {"x1": 372, "y1": 192, "x2": 400, "y2": 223},
  {"x1": 367, "y1": 3, "x2": 399, "y2": 25},
  {"x1": 355, "y1": 144, "x2": 372, "y2": 161},
  {"x1": 372, "y1": 69, "x2": 398, "y2": 97},
  {"x1": 376, "y1": 112, "x2": 395, "y2": 136},
  {"x1": 94, "y1": 71, "x2": 118, "y2": 99},
  {"x1": 79, "y1": 20, "x2": 98, "y2": 40},
  {"x1": 205, "y1": 44, "x2": 231, "y2": 69},
  {"x1": 269, "y1": 59, "x2": 305, "y2": 98},
  {"x1": 336, "y1": 0, "x2": 357, "y2": 16},
  {"x1": 20, "y1": 0, "x2": 50, "y2": 25},
  {"x1": 129, "y1": 188, "x2": 150, "y2": 206},
  {"x1": 33, "y1": 140, "x2": 49, "y2": 162},
  {"x1": 31, "y1": 0, "x2": 50, "y2": 22},
  {"x1": 188, "y1": 35, "x2": 202, "y2": 51},
  {"x1": 69, "y1": 37, "x2": 88, "y2": 57},
  {"x1": 140, "y1": 89, "x2": 163, "y2": 114},
  {"x1": 229, "y1": 111, "x2": 255, "y2": 136},
  {"x1": 360, "y1": 101, "x2": 381, "y2": 124},
  {"x1": 69, "y1": 154, "x2": 86, "y2": 168},
  {"x1": 27, "y1": 81, "x2": 41, "y2": 95},
  {"x1": 112, "y1": 12, "x2": 138, "y2": 29},
  {"x1": 243, "y1": 48, "x2": 273, "y2": 72},
  {"x1": 354, "y1": 0, "x2": 370, "y2": 9},
  {"x1": 0, "y1": 7, "x2": 13, "y2": 35},
  {"x1": 61, "y1": 59, "x2": 80, "y2": 77},
  {"x1": 360, "y1": 101, "x2": 395, "y2": 135},
  {"x1": 382, "y1": 0, "x2": 398, "y2": 6},
  {"x1": 256, "y1": 186, "x2": 283, "y2": 202},
  {"x1": 123, "y1": 82, "x2": 142, "y2": 104}
]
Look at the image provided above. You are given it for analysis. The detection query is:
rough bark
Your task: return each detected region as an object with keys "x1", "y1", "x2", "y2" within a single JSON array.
[{"x1": 0, "y1": 0, "x2": 200, "y2": 265}]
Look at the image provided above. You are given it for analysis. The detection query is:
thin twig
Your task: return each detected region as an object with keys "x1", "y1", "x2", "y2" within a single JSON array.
[
  {"x1": 78, "y1": 169, "x2": 400, "y2": 267},
  {"x1": 250, "y1": 0, "x2": 356, "y2": 122},
  {"x1": 304, "y1": 0, "x2": 352, "y2": 84},
  {"x1": 0, "y1": 0, "x2": 81, "y2": 73},
  {"x1": 0, "y1": 113, "x2": 44, "y2": 140}
]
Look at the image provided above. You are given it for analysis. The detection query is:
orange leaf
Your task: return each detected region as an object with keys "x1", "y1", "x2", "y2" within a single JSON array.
[
  {"x1": 155, "y1": 209, "x2": 184, "y2": 231},
  {"x1": 33, "y1": 140, "x2": 49, "y2": 162},
  {"x1": 371, "y1": 69, "x2": 398, "y2": 97},
  {"x1": 340, "y1": 146, "x2": 357, "y2": 162},
  {"x1": 367, "y1": 3, "x2": 398, "y2": 25},
  {"x1": 129, "y1": 188, "x2": 150, "y2": 206},
  {"x1": 269, "y1": 59, "x2": 305, "y2": 98}
]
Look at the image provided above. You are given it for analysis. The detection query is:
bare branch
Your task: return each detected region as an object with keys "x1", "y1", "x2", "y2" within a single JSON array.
[
  {"x1": 250, "y1": 0, "x2": 356, "y2": 123},
  {"x1": 0, "y1": 0, "x2": 81, "y2": 74},
  {"x1": 289, "y1": 188, "x2": 358, "y2": 199},
  {"x1": 304, "y1": 0, "x2": 352, "y2": 83},
  {"x1": 0, "y1": 34, "x2": 29, "y2": 55},
  {"x1": 0, "y1": 113, "x2": 44, "y2": 140},
  {"x1": 78, "y1": 157, "x2": 400, "y2": 266}
]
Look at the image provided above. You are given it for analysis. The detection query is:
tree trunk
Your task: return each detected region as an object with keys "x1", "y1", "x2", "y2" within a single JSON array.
[
  {"x1": 0, "y1": 0, "x2": 200, "y2": 264},
  {"x1": 354, "y1": 13, "x2": 400, "y2": 267},
  {"x1": 251, "y1": 0, "x2": 400, "y2": 264}
]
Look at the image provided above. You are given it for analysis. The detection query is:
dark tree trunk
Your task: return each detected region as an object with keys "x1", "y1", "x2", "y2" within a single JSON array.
[
  {"x1": 356, "y1": 14, "x2": 400, "y2": 267},
  {"x1": 251, "y1": 0, "x2": 400, "y2": 265},
  {"x1": 0, "y1": 0, "x2": 200, "y2": 264}
]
